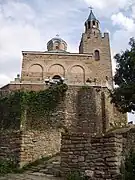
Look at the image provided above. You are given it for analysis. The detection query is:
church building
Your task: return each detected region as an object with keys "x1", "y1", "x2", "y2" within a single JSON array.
[
  {"x1": 1, "y1": 9, "x2": 113, "y2": 91},
  {"x1": 0, "y1": 10, "x2": 127, "y2": 167}
]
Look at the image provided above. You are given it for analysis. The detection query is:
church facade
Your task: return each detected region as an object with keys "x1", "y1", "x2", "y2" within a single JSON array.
[{"x1": 1, "y1": 10, "x2": 113, "y2": 91}]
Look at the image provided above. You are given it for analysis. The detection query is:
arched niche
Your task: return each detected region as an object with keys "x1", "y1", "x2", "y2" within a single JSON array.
[
  {"x1": 70, "y1": 65, "x2": 85, "y2": 84},
  {"x1": 29, "y1": 64, "x2": 43, "y2": 80},
  {"x1": 49, "y1": 64, "x2": 65, "y2": 77},
  {"x1": 94, "y1": 50, "x2": 100, "y2": 61}
]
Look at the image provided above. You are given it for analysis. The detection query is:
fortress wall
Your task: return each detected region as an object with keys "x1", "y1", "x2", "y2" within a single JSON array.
[{"x1": 61, "y1": 128, "x2": 135, "y2": 179}]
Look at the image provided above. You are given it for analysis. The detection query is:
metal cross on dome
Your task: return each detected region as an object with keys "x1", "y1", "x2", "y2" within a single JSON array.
[{"x1": 56, "y1": 34, "x2": 60, "y2": 37}]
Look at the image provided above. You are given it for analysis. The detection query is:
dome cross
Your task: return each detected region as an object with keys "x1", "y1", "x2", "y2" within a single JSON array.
[{"x1": 89, "y1": 6, "x2": 93, "y2": 11}]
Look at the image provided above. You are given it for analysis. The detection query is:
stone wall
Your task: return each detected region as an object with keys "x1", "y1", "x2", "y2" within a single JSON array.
[
  {"x1": 61, "y1": 127, "x2": 135, "y2": 179},
  {"x1": 61, "y1": 133, "x2": 91, "y2": 175},
  {"x1": 0, "y1": 131, "x2": 21, "y2": 166},
  {"x1": 90, "y1": 134, "x2": 123, "y2": 179},
  {"x1": 0, "y1": 83, "x2": 45, "y2": 92},
  {"x1": 64, "y1": 86, "x2": 103, "y2": 134},
  {"x1": 61, "y1": 132, "x2": 123, "y2": 179},
  {"x1": 0, "y1": 129, "x2": 61, "y2": 167},
  {"x1": 0, "y1": 85, "x2": 127, "y2": 169},
  {"x1": 64, "y1": 86, "x2": 127, "y2": 134},
  {"x1": 20, "y1": 129, "x2": 61, "y2": 167},
  {"x1": 0, "y1": 85, "x2": 127, "y2": 133}
]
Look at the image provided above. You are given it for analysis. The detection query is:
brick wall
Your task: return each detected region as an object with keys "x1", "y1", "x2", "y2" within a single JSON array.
[{"x1": 0, "y1": 129, "x2": 61, "y2": 167}]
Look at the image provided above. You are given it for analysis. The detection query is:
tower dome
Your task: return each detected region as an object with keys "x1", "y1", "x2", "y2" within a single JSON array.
[{"x1": 47, "y1": 35, "x2": 67, "y2": 52}]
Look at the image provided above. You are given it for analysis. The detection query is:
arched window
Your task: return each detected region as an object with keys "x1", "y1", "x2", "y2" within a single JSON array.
[
  {"x1": 95, "y1": 50, "x2": 100, "y2": 61},
  {"x1": 52, "y1": 75, "x2": 63, "y2": 84},
  {"x1": 52, "y1": 75, "x2": 61, "y2": 80}
]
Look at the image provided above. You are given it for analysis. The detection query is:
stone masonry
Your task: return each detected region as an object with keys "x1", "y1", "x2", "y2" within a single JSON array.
[
  {"x1": 0, "y1": 85, "x2": 127, "y2": 168},
  {"x1": 0, "y1": 129, "x2": 61, "y2": 167},
  {"x1": 18, "y1": 10, "x2": 113, "y2": 87},
  {"x1": 61, "y1": 132, "x2": 123, "y2": 179},
  {"x1": 60, "y1": 127, "x2": 135, "y2": 179}
]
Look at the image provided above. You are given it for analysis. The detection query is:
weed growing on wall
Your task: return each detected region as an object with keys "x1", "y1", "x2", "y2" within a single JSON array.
[{"x1": 0, "y1": 84, "x2": 68, "y2": 130}]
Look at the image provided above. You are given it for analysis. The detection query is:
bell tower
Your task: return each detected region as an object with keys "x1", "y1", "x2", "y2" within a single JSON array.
[
  {"x1": 84, "y1": 8, "x2": 100, "y2": 35},
  {"x1": 79, "y1": 8, "x2": 113, "y2": 88}
]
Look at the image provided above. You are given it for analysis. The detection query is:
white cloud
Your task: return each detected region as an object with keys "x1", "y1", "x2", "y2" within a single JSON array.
[
  {"x1": 111, "y1": 12, "x2": 135, "y2": 32},
  {"x1": 131, "y1": 5, "x2": 135, "y2": 19},
  {"x1": 83, "y1": 0, "x2": 134, "y2": 16},
  {"x1": 0, "y1": 74, "x2": 12, "y2": 87}
]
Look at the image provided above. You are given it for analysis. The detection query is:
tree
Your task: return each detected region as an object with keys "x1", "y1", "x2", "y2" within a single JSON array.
[{"x1": 111, "y1": 37, "x2": 135, "y2": 113}]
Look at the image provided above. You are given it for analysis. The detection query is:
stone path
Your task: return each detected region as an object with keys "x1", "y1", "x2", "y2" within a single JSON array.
[{"x1": 0, "y1": 155, "x2": 64, "y2": 180}]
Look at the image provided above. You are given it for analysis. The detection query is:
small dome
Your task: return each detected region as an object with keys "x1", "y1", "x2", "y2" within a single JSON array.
[{"x1": 47, "y1": 35, "x2": 67, "y2": 52}]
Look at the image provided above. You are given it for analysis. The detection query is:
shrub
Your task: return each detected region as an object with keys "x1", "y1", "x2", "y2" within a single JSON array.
[
  {"x1": 121, "y1": 150, "x2": 135, "y2": 180},
  {"x1": 0, "y1": 159, "x2": 16, "y2": 175}
]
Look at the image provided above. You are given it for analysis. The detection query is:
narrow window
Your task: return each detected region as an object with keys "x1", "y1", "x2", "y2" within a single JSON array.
[
  {"x1": 85, "y1": 22, "x2": 87, "y2": 31},
  {"x1": 88, "y1": 21, "x2": 90, "y2": 29},
  {"x1": 93, "y1": 21, "x2": 95, "y2": 26},
  {"x1": 95, "y1": 50, "x2": 100, "y2": 60}
]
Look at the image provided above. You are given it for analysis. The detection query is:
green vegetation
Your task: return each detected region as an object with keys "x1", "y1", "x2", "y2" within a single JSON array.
[
  {"x1": 121, "y1": 150, "x2": 135, "y2": 180},
  {"x1": 111, "y1": 37, "x2": 135, "y2": 113},
  {"x1": 0, "y1": 84, "x2": 68, "y2": 130},
  {"x1": 0, "y1": 158, "x2": 16, "y2": 176}
]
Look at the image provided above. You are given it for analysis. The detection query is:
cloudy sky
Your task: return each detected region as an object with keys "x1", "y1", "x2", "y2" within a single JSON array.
[{"x1": 0, "y1": 0, "x2": 135, "y2": 119}]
